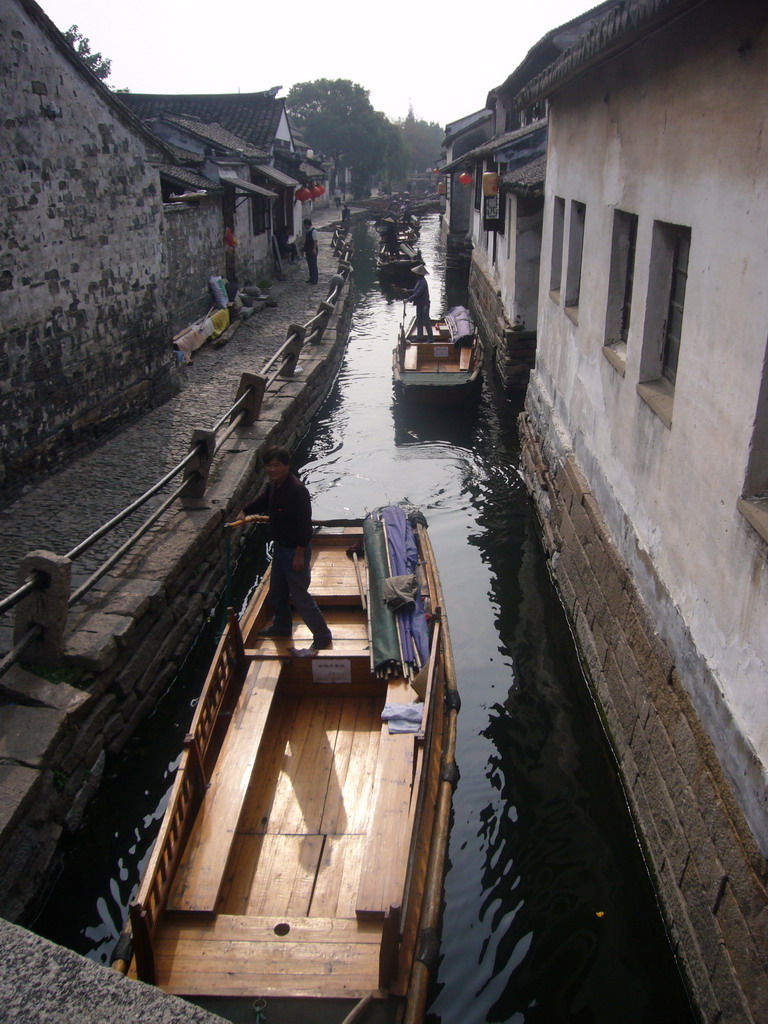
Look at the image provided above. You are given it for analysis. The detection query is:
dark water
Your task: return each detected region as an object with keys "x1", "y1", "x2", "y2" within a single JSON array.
[{"x1": 34, "y1": 216, "x2": 695, "y2": 1024}]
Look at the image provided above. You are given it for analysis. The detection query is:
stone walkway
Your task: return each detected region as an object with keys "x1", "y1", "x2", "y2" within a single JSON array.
[{"x1": 0, "y1": 204, "x2": 358, "y2": 645}]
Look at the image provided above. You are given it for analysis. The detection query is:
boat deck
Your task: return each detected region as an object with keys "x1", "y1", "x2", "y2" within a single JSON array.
[{"x1": 136, "y1": 536, "x2": 421, "y2": 1002}]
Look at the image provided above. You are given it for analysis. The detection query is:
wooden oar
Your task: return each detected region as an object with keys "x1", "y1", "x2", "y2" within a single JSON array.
[
  {"x1": 351, "y1": 551, "x2": 367, "y2": 611},
  {"x1": 227, "y1": 514, "x2": 367, "y2": 529},
  {"x1": 225, "y1": 513, "x2": 269, "y2": 528}
]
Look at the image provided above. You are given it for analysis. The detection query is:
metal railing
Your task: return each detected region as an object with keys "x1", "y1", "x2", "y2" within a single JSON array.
[{"x1": 0, "y1": 228, "x2": 354, "y2": 677}]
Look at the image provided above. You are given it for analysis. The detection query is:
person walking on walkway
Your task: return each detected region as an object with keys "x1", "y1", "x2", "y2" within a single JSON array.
[
  {"x1": 302, "y1": 218, "x2": 319, "y2": 284},
  {"x1": 405, "y1": 264, "x2": 433, "y2": 339},
  {"x1": 243, "y1": 445, "x2": 333, "y2": 651}
]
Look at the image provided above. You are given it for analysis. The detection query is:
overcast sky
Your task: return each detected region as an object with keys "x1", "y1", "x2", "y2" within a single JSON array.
[{"x1": 39, "y1": 0, "x2": 598, "y2": 128}]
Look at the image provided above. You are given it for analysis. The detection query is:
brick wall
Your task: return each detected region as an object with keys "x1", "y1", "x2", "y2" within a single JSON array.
[
  {"x1": 0, "y1": 1, "x2": 174, "y2": 500},
  {"x1": 519, "y1": 406, "x2": 768, "y2": 1024}
]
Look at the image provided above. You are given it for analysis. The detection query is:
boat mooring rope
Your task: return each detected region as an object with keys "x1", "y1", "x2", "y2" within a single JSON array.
[{"x1": 252, "y1": 997, "x2": 267, "y2": 1022}]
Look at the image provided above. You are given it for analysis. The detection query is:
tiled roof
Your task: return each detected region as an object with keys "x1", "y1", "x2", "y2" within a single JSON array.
[
  {"x1": 493, "y1": 0, "x2": 622, "y2": 104},
  {"x1": 158, "y1": 165, "x2": 223, "y2": 192},
  {"x1": 117, "y1": 90, "x2": 284, "y2": 151},
  {"x1": 516, "y1": 0, "x2": 701, "y2": 109},
  {"x1": 502, "y1": 154, "x2": 547, "y2": 196},
  {"x1": 156, "y1": 140, "x2": 206, "y2": 165},
  {"x1": 442, "y1": 119, "x2": 547, "y2": 171},
  {"x1": 158, "y1": 115, "x2": 269, "y2": 159}
]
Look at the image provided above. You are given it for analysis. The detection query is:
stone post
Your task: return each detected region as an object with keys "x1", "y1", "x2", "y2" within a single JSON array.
[
  {"x1": 181, "y1": 429, "x2": 217, "y2": 498},
  {"x1": 280, "y1": 324, "x2": 306, "y2": 377},
  {"x1": 231, "y1": 372, "x2": 267, "y2": 426},
  {"x1": 13, "y1": 551, "x2": 72, "y2": 662}
]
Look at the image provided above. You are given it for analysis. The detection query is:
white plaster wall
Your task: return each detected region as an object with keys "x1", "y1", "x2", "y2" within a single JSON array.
[{"x1": 535, "y1": 0, "x2": 768, "y2": 840}]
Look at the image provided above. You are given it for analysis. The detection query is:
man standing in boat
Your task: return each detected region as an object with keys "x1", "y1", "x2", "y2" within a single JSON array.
[
  {"x1": 405, "y1": 264, "x2": 433, "y2": 339},
  {"x1": 243, "y1": 445, "x2": 333, "y2": 651}
]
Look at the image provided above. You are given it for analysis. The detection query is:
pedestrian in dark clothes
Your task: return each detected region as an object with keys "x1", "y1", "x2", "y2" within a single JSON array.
[
  {"x1": 243, "y1": 445, "x2": 332, "y2": 651},
  {"x1": 302, "y1": 218, "x2": 319, "y2": 284}
]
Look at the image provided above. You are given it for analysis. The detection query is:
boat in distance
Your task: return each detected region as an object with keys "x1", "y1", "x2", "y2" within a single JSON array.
[
  {"x1": 394, "y1": 308, "x2": 483, "y2": 400},
  {"x1": 118, "y1": 505, "x2": 460, "y2": 1024}
]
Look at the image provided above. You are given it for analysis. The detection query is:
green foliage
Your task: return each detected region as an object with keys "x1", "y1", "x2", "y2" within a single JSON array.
[
  {"x1": 21, "y1": 661, "x2": 85, "y2": 687},
  {"x1": 397, "y1": 106, "x2": 445, "y2": 175},
  {"x1": 63, "y1": 24, "x2": 112, "y2": 81},
  {"x1": 286, "y1": 81, "x2": 443, "y2": 191},
  {"x1": 287, "y1": 79, "x2": 407, "y2": 193}
]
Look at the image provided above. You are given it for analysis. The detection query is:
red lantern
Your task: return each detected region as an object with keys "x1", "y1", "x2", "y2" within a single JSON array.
[
  {"x1": 458, "y1": 171, "x2": 472, "y2": 185},
  {"x1": 316, "y1": 184, "x2": 326, "y2": 196},
  {"x1": 295, "y1": 187, "x2": 311, "y2": 202},
  {"x1": 310, "y1": 185, "x2": 323, "y2": 199}
]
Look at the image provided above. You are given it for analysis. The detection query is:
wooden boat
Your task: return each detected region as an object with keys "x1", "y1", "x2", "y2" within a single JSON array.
[
  {"x1": 377, "y1": 243, "x2": 423, "y2": 283},
  {"x1": 393, "y1": 310, "x2": 483, "y2": 400},
  {"x1": 121, "y1": 506, "x2": 459, "y2": 1024}
]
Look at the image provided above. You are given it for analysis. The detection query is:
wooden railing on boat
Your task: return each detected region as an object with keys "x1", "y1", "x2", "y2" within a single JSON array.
[{"x1": 129, "y1": 608, "x2": 248, "y2": 982}]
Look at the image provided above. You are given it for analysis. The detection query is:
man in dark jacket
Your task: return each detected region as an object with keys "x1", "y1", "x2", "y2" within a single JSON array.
[
  {"x1": 243, "y1": 445, "x2": 332, "y2": 650},
  {"x1": 302, "y1": 218, "x2": 319, "y2": 284}
]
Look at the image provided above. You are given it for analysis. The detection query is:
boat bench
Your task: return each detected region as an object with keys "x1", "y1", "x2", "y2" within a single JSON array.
[
  {"x1": 167, "y1": 657, "x2": 282, "y2": 913},
  {"x1": 355, "y1": 694, "x2": 416, "y2": 918},
  {"x1": 458, "y1": 345, "x2": 473, "y2": 370},
  {"x1": 404, "y1": 343, "x2": 456, "y2": 370}
]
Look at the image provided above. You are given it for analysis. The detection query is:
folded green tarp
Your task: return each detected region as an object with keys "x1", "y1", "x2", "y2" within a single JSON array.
[{"x1": 363, "y1": 517, "x2": 401, "y2": 675}]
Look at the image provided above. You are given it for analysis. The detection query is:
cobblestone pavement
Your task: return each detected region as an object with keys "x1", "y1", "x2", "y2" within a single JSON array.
[{"x1": 0, "y1": 205, "x2": 356, "y2": 617}]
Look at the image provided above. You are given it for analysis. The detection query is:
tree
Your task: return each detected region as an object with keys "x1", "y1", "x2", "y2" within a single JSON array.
[
  {"x1": 63, "y1": 25, "x2": 112, "y2": 81},
  {"x1": 287, "y1": 79, "x2": 396, "y2": 195},
  {"x1": 398, "y1": 107, "x2": 444, "y2": 175}
]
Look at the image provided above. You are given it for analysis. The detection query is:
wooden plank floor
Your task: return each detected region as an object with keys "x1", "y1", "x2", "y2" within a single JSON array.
[
  {"x1": 154, "y1": 914, "x2": 383, "y2": 998},
  {"x1": 152, "y1": 689, "x2": 398, "y2": 999}
]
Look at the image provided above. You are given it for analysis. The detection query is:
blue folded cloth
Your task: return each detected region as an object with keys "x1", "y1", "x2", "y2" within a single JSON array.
[{"x1": 381, "y1": 702, "x2": 424, "y2": 733}]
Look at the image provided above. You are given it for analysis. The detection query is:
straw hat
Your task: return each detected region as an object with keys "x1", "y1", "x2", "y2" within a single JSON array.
[{"x1": 411, "y1": 264, "x2": 428, "y2": 276}]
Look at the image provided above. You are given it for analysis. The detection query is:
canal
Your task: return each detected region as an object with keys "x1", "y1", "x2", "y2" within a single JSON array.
[{"x1": 35, "y1": 215, "x2": 695, "y2": 1023}]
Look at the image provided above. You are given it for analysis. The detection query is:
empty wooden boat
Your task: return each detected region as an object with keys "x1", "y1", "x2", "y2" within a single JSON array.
[
  {"x1": 120, "y1": 506, "x2": 459, "y2": 1024},
  {"x1": 393, "y1": 308, "x2": 483, "y2": 400}
]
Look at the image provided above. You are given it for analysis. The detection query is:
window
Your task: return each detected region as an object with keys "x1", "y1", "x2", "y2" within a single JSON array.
[
  {"x1": 637, "y1": 221, "x2": 691, "y2": 426},
  {"x1": 603, "y1": 210, "x2": 638, "y2": 374},
  {"x1": 738, "y1": 340, "x2": 768, "y2": 543},
  {"x1": 663, "y1": 231, "x2": 690, "y2": 385},
  {"x1": 550, "y1": 196, "x2": 565, "y2": 295},
  {"x1": 564, "y1": 200, "x2": 586, "y2": 314},
  {"x1": 252, "y1": 195, "x2": 270, "y2": 236}
]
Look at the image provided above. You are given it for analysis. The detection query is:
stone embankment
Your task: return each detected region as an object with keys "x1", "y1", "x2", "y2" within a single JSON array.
[
  {"x1": 519, "y1": 402, "x2": 768, "y2": 1024},
  {"x1": 0, "y1": 209, "x2": 361, "y2": 949}
]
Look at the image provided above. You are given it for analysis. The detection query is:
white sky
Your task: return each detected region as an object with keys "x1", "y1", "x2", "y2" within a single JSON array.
[{"x1": 38, "y1": 0, "x2": 598, "y2": 128}]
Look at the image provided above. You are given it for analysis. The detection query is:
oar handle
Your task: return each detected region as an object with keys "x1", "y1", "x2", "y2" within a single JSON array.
[{"x1": 226, "y1": 513, "x2": 269, "y2": 528}]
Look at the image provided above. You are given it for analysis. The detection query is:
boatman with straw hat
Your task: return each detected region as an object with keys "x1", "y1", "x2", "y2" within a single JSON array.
[{"x1": 404, "y1": 264, "x2": 433, "y2": 339}]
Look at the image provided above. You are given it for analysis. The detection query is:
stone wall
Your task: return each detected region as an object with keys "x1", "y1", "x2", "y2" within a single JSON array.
[
  {"x1": 468, "y1": 258, "x2": 535, "y2": 388},
  {"x1": 519, "y1": 400, "x2": 768, "y2": 1024},
  {"x1": 163, "y1": 200, "x2": 226, "y2": 335},
  {"x1": 0, "y1": 1, "x2": 174, "y2": 501},
  {"x1": 0, "y1": 262, "x2": 355, "y2": 924}
]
